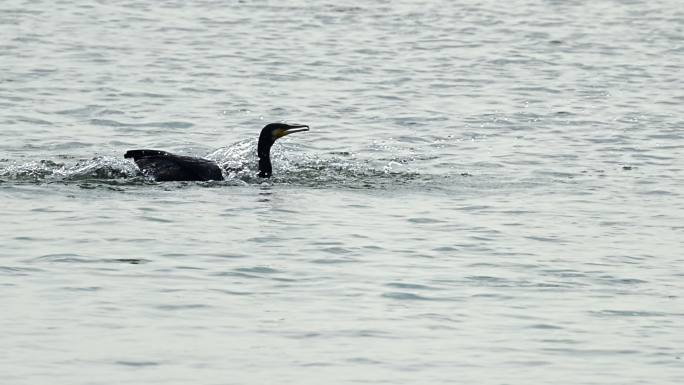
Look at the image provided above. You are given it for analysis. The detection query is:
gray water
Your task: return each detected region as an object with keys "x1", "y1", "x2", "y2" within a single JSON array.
[{"x1": 2, "y1": 0, "x2": 683, "y2": 384}]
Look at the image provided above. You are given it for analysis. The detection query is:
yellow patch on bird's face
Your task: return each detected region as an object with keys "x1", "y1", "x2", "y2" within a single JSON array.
[{"x1": 273, "y1": 128, "x2": 287, "y2": 138}]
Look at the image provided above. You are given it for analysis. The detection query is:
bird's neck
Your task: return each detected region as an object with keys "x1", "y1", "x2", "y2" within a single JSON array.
[{"x1": 257, "y1": 143, "x2": 272, "y2": 178}]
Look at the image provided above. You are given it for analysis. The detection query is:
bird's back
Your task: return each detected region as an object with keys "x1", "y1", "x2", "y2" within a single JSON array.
[{"x1": 125, "y1": 149, "x2": 224, "y2": 181}]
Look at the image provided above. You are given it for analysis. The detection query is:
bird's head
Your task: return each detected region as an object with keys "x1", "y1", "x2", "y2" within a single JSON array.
[
  {"x1": 258, "y1": 123, "x2": 309, "y2": 151},
  {"x1": 257, "y1": 122, "x2": 309, "y2": 178}
]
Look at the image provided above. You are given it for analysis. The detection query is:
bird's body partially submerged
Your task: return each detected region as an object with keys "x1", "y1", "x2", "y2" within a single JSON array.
[
  {"x1": 125, "y1": 123, "x2": 309, "y2": 181},
  {"x1": 124, "y1": 150, "x2": 224, "y2": 181}
]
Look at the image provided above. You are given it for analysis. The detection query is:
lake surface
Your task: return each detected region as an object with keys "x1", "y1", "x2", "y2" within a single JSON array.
[{"x1": 2, "y1": 0, "x2": 683, "y2": 384}]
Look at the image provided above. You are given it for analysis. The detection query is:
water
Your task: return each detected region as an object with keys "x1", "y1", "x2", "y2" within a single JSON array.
[{"x1": 2, "y1": 0, "x2": 683, "y2": 384}]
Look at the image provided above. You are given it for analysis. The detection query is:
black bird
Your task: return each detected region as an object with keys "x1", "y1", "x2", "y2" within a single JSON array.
[{"x1": 124, "y1": 123, "x2": 309, "y2": 181}]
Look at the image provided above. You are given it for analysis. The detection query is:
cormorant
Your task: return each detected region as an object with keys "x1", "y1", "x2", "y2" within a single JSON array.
[{"x1": 124, "y1": 123, "x2": 309, "y2": 181}]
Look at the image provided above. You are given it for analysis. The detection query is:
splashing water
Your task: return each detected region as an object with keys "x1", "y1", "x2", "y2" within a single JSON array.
[
  {"x1": 0, "y1": 139, "x2": 438, "y2": 190},
  {"x1": 0, "y1": 156, "x2": 139, "y2": 183}
]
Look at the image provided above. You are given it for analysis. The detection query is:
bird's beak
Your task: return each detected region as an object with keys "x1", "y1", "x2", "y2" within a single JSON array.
[{"x1": 277, "y1": 124, "x2": 309, "y2": 138}]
